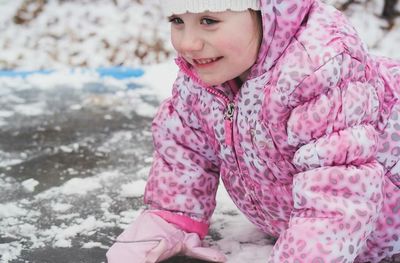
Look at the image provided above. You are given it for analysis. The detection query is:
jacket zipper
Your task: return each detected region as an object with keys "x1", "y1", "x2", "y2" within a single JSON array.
[
  {"x1": 176, "y1": 59, "x2": 260, "y2": 211},
  {"x1": 205, "y1": 85, "x2": 261, "y2": 214},
  {"x1": 205, "y1": 83, "x2": 260, "y2": 212},
  {"x1": 224, "y1": 102, "x2": 235, "y2": 146},
  {"x1": 175, "y1": 58, "x2": 237, "y2": 145},
  {"x1": 204, "y1": 86, "x2": 236, "y2": 147}
]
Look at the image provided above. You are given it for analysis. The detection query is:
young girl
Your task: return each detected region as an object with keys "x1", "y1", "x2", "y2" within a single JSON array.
[{"x1": 107, "y1": 0, "x2": 400, "y2": 262}]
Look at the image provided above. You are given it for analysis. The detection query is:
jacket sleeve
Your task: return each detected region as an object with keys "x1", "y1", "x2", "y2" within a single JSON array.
[
  {"x1": 143, "y1": 81, "x2": 220, "y2": 227},
  {"x1": 268, "y1": 54, "x2": 391, "y2": 262}
]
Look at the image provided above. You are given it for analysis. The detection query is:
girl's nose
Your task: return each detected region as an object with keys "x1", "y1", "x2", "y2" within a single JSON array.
[{"x1": 179, "y1": 31, "x2": 204, "y2": 52}]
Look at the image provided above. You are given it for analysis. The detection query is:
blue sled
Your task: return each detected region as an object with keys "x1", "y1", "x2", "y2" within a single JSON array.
[{"x1": 0, "y1": 67, "x2": 144, "y2": 80}]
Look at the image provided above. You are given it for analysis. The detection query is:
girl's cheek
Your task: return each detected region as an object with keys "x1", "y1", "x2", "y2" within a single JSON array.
[
  {"x1": 225, "y1": 40, "x2": 253, "y2": 55},
  {"x1": 170, "y1": 31, "x2": 181, "y2": 52},
  {"x1": 217, "y1": 39, "x2": 241, "y2": 53}
]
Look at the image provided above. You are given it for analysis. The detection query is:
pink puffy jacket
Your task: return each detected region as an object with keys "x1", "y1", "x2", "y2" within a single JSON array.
[{"x1": 144, "y1": 0, "x2": 400, "y2": 262}]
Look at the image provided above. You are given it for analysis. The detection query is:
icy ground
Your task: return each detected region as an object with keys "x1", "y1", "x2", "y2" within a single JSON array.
[{"x1": 0, "y1": 63, "x2": 276, "y2": 263}]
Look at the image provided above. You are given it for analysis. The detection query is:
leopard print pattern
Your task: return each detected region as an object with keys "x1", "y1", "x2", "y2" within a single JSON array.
[{"x1": 144, "y1": 0, "x2": 400, "y2": 262}]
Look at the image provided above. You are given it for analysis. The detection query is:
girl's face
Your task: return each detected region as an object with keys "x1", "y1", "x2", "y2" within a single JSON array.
[{"x1": 170, "y1": 10, "x2": 261, "y2": 86}]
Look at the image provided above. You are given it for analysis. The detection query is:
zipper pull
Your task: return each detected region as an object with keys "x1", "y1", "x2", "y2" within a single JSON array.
[{"x1": 224, "y1": 102, "x2": 235, "y2": 146}]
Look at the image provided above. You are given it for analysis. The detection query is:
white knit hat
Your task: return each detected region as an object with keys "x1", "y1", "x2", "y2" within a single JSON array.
[{"x1": 160, "y1": 0, "x2": 261, "y2": 16}]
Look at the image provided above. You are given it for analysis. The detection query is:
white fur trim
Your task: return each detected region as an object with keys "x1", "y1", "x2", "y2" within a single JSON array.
[{"x1": 160, "y1": 0, "x2": 261, "y2": 16}]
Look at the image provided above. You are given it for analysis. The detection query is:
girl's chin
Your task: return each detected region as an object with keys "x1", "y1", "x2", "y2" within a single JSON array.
[
  {"x1": 201, "y1": 79, "x2": 224, "y2": 86},
  {"x1": 197, "y1": 75, "x2": 227, "y2": 86}
]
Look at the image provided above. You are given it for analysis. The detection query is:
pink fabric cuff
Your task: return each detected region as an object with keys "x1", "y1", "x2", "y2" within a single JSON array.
[{"x1": 149, "y1": 210, "x2": 209, "y2": 239}]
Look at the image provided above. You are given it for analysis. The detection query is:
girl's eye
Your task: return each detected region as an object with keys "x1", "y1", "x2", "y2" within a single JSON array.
[
  {"x1": 200, "y1": 18, "x2": 219, "y2": 25},
  {"x1": 168, "y1": 17, "x2": 183, "y2": 24}
]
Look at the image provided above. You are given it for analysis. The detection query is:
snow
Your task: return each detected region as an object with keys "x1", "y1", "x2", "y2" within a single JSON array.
[
  {"x1": 120, "y1": 179, "x2": 148, "y2": 198},
  {"x1": 61, "y1": 177, "x2": 103, "y2": 195},
  {"x1": 21, "y1": 178, "x2": 39, "y2": 192},
  {"x1": 14, "y1": 101, "x2": 46, "y2": 116},
  {"x1": 0, "y1": 0, "x2": 172, "y2": 69},
  {"x1": 51, "y1": 202, "x2": 73, "y2": 212},
  {"x1": 0, "y1": 203, "x2": 28, "y2": 218},
  {"x1": 0, "y1": 0, "x2": 399, "y2": 262}
]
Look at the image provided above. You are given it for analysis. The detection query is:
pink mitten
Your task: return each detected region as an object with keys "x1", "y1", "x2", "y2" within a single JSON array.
[{"x1": 106, "y1": 212, "x2": 226, "y2": 263}]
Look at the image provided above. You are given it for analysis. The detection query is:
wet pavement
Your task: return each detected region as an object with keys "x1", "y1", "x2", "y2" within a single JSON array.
[{"x1": 0, "y1": 77, "x2": 211, "y2": 262}]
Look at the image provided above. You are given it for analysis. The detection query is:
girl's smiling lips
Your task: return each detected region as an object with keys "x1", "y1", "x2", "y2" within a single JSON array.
[{"x1": 191, "y1": 56, "x2": 223, "y2": 67}]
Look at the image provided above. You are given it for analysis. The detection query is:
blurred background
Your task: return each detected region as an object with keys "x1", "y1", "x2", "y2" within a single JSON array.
[
  {"x1": 0, "y1": 0, "x2": 399, "y2": 70},
  {"x1": 0, "y1": 1, "x2": 399, "y2": 263},
  {"x1": 0, "y1": 0, "x2": 172, "y2": 70}
]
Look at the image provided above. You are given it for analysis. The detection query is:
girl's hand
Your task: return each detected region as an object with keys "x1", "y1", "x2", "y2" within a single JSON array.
[{"x1": 106, "y1": 212, "x2": 226, "y2": 263}]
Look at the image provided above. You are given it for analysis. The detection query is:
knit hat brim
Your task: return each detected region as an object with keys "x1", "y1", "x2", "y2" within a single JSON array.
[{"x1": 160, "y1": 0, "x2": 261, "y2": 16}]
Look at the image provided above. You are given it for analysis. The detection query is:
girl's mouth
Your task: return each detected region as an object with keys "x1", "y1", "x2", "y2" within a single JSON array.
[{"x1": 192, "y1": 57, "x2": 223, "y2": 67}]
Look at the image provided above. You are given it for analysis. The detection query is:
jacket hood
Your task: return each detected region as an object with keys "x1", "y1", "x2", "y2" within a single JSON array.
[
  {"x1": 249, "y1": 0, "x2": 315, "y2": 79},
  {"x1": 175, "y1": 0, "x2": 315, "y2": 85}
]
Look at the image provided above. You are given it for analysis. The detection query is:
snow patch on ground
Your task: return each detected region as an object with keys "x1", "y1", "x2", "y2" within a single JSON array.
[{"x1": 21, "y1": 178, "x2": 39, "y2": 192}]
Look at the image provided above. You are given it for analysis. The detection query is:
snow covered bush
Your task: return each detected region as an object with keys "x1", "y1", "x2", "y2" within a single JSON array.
[{"x1": 0, "y1": 0, "x2": 399, "y2": 69}]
